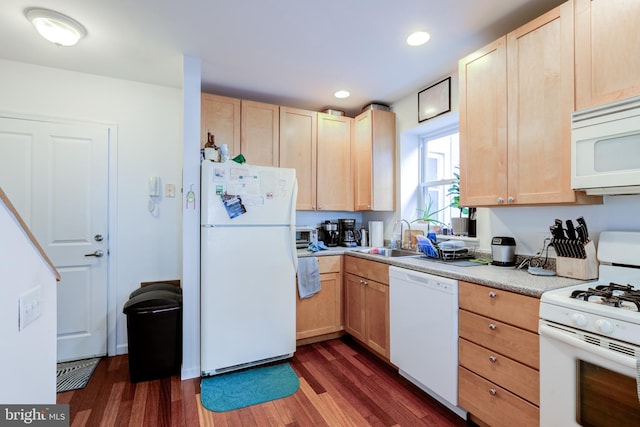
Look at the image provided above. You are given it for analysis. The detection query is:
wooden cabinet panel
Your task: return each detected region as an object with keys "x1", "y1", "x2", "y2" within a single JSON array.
[
  {"x1": 364, "y1": 279, "x2": 389, "y2": 357},
  {"x1": 459, "y1": 338, "x2": 539, "y2": 405},
  {"x1": 507, "y1": 3, "x2": 579, "y2": 205},
  {"x1": 296, "y1": 256, "x2": 343, "y2": 341},
  {"x1": 460, "y1": 3, "x2": 600, "y2": 207},
  {"x1": 279, "y1": 107, "x2": 317, "y2": 210},
  {"x1": 459, "y1": 367, "x2": 539, "y2": 427},
  {"x1": 575, "y1": 0, "x2": 640, "y2": 109},
  {"x1": 459, "y1": 37, "x2": 508, "y2": 207},
  {"x1": 241, "y1": 100, "x2": 279, "y2": 167},
  {"x1": 201, "y1": 93, "x2": 241, "y2": 156},
  {"x1": 344, "y1": 256, "x2": 390, "y2": 359},
  {"x1": 458, "y1": 281, "x2": 539, "y2": 332},
  {"x1": 353, "y1": 109, "x2": 395, "y2": 211},
  {"x1": 317, "y1": 255, "x2": 341, "y2": 274},
  {"x1": 343, "y1": 256, "x2": 389, "y2": 285},
  {"x1": 317, "y1": 113, "x2": 353, "y2": 211},
  {"x1": 458, "y1": 281, "x2": 540, "y2": 425},
  {"x1": 459, "y1": 310, "x2": 539, "y2": 370},
  {"x1": 344, "y1": 272, "x2": 366, "y2": 343}
]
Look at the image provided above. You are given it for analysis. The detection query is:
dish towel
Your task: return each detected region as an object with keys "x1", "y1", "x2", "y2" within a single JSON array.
[{"x1": 297, "y1": 257, "x2": 321, "y2": 299}]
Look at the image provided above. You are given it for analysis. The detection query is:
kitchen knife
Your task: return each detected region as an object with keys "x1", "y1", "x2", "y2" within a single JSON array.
[
  {"x1": 554, "y1": 219, "x2": 566, "y2": 239},
  {"x1": 565, "y1": 220, "x2": 577, "y2": 240},
  {"x1": 576, "y1": 216, "x2": 590, "y2": 241},
  {"x1": 576, "y1": 224, "x2": 587, "y2": 243},
  {"x1": 550, "y1": 225, "x2": 565, "y2": 241}
]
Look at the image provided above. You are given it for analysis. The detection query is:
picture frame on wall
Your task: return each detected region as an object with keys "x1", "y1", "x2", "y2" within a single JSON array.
[{"x1": 418, "y1": 77, "x2": 451, "y2": 122}]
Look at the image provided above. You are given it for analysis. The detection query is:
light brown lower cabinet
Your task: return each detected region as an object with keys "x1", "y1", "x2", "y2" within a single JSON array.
[
  {"x1": 458, "y1": 367, "x2": 539, "y2": 427},
  {"x1": 295, "y1": 256, "x2": 343, "y2": 341},
  {"x1": 458, "y1": 281, "x2": 540, "y2": 427},
  {"x1": 343, "y1": 256, "x2": 390, "y2": 359}
]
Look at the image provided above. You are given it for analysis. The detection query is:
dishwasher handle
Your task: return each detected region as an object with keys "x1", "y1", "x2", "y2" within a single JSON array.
[{"x1": 389, "y1": 266, "x2": 458, "y2": 295}]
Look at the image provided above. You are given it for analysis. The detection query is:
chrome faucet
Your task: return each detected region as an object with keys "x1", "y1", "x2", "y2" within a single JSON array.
[{"x1": 393, "y1": 219, "x2": 411, "y2": 250}]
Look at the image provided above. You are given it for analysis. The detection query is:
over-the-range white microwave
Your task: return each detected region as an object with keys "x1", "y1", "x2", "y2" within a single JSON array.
[{"x1": 572, "y1": 95, "x2": 640, "y2": 195}]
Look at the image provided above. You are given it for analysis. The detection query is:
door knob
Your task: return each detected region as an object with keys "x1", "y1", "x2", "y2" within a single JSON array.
[{"x1": 84, "y1": 250, "x2": 104, "y2": 257}]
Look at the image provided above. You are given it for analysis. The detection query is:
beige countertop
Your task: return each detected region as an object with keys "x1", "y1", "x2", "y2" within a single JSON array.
[{"x1": 297, "y1": 246, "x2": 585, "y2": 298}]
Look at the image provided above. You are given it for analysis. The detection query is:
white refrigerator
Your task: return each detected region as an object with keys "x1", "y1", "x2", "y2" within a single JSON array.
[{"x1": 200, "y1": 160, "x2": 298, "y2": 376}]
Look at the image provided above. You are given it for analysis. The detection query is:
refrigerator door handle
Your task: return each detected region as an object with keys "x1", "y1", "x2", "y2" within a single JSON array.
[{"x1": 290, "y1": 179, "x2": 299, "y2": 272}]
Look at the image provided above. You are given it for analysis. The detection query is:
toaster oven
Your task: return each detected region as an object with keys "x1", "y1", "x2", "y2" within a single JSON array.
[{"x1": 295, "y1": 226, "x2": 318, "y2": 249}]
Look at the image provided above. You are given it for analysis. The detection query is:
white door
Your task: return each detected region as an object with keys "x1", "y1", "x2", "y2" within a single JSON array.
[{"x1": 0, "y1": 116, "x2": 109, "y2": 362}]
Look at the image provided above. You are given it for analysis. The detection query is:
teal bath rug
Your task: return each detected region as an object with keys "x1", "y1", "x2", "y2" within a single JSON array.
[{"x1": 200, "y1": 363, "x2": 300, "y2": 412}]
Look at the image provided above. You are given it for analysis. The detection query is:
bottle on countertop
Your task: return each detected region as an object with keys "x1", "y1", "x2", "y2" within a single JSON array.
[{"x1": 360, "y1": 226, "x2": 368, "y2": 247}]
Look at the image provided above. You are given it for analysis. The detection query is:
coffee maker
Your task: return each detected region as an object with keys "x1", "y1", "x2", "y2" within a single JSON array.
[
  {"x1": 338, "y1": 218, "x2": 359, "y2": 247},
  {"x1": 319, "y1": 221, "x2": 339, "y2": 247}
]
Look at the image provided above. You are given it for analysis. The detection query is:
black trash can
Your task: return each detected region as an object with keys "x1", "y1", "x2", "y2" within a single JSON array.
[
  {"x1": 129, "y1": 282, "x2": 182, "y2": 299},
  {"x1": 123, "y1": 290, "x2": 182, "y2": 383}
]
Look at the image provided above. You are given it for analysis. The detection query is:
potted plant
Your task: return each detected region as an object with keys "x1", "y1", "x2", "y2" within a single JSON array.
[
  {"x1": 412, "y1": 194, "x2": 447, "y2": 233},
  {"x1": 447, "y1": 169, "x2": 469, "y2": 236}
]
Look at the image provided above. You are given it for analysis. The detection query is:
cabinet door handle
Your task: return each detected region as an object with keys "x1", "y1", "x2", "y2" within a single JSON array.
[
  {"x1": 489, "y1": 388, "x2": 497, "y2": 395},
  {"x1": 507, "y1": 196, "x2": 514, "y2": 203},
  {"x1": 488, "y1": 291, "x2": 497, "y2": 298},
  {"x1": 488, "y1": 323, "x2": 497, "y2": 330},
  {"x1": 497, "y1": 197, "x2": 504, "y2": 204},
  {"x1": 488, "y1": 356, "x2": 497, "y2": 363}
]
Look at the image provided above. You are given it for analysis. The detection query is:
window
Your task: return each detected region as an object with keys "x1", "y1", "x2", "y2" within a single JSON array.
[{"x1": 418, "y1": 127, "x2": 460, "y2": 231}]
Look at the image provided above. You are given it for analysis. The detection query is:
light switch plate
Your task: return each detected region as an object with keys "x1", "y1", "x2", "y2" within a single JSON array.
[
  {"x1": 19, "y1": 286, "x2": 42, "y2": 331},
  {"x1": 165, "y1": 183, "x2": 175, "y2": 198}
]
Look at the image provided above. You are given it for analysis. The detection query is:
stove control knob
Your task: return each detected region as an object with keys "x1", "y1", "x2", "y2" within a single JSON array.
[
  {"x1": 572, "y1": 313, "x2": 588, "y2": 328},
  {"x1": 595, "y1": 319, "x2": 614, "y2": 335}
]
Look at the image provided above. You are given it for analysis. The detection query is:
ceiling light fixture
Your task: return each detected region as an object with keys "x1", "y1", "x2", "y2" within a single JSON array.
[
  {"x1": 24, "y1": 8, "x2": 87, "y2": 47},
  {"x1": 334, "y1": 90, "x2": 350, "y2": 99},
  {"x1": 406, "y1": 31, "x2": 430, "y2": 47}
]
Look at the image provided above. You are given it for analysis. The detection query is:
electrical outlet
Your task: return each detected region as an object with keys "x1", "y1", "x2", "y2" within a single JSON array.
[
  {"x1": 165, "y1": 183, "x2": 175, "y2": 198},
  {"x1": 19, "y1": 286, "x2": 42, "y2": 331}
]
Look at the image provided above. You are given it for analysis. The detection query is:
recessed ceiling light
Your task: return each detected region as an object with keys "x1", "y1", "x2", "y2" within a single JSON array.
[
  {"x1": 406, "y1": 31, "x2": 430, "y2": 47},
  {"x1": 334, "y1": 90, "x2": 350, "y2": 99},
  {"x1": 24, "y1": 8, "x2": 87, "y2": 47}
]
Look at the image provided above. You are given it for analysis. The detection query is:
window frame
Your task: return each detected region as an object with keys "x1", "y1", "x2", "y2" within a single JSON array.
[{"x1": 417, "y1": 123, "x2": 460, "y2": 228}]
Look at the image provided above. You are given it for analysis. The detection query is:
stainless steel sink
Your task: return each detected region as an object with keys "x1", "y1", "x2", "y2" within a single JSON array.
[{"x1": 384, "y1": 249, "x2": 421, "y2": 257}]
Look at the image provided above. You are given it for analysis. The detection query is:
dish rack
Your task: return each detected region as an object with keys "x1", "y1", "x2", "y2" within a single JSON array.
[{"x1": 418, "y1": 240, "x2": 476, "y2": 261}]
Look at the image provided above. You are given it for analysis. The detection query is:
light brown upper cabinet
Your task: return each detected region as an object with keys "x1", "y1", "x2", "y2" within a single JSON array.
[
  {"x1": 316, "y1": 113, "x2": 354, "y2": 211},
  {"x1": 241, "y1": 100, "x2": 280, "y2": 167},
  {"x1": 459, "y1": 2, "x2": 600, "y2": 207},
  {"x1": 201, "y1": 93, "x2": 241, "y2": 156},
  {"x1": 353, "y1": 109, "x2": 396, "y2": 211},
  {"x1": 279, "y1": 107, "x2": 317, "y2": 210},
  {"x1": 575, "y1": 0, "x2": 640, "y2": 110}
]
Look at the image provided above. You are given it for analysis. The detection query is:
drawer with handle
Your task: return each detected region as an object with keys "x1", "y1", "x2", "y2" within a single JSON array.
[
  {"x1": 458, "y1": 310, "x2": 539, "y2": 369},
  {"x1": 459, "y1": 366, "x2": 538, "y2": 427},
  {"x1": 459, "y1": 338, "x2": 539, "y2": 405}
]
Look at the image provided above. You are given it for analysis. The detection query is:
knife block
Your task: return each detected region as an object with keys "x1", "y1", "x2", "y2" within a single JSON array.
[{"x1": 555, "y1": 240, "x2": 598, "y2": 280}]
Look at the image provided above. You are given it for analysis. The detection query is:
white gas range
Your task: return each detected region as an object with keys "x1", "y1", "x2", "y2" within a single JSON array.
[{"x1": 539, "y1": 231, "x2": 640, "y2": 427}]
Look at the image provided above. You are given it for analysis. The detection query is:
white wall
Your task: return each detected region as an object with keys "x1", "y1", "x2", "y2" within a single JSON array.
[
  {"x1": 0, "y1": 59, "x2": 183, "y2": 356},
  {"x1": 0, "y1": 200, "x2": 57, "y2": 403},
  {"x1": 389, "y1": 69, "x2": 640, "y2": 256}
]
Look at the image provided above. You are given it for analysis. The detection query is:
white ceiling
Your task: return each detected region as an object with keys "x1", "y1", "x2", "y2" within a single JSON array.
[{"x1": 1, "y1": 0, "x2": 565, "y2": 116}]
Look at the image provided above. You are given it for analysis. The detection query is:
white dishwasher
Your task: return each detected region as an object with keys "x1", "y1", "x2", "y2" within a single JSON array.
[{"x1": 389, "y1": 266, "x2": 467, "y2": 419}]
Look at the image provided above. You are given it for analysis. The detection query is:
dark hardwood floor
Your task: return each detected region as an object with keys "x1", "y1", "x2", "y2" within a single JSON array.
[{"x1": 58, "y1": 337, "x2": 472, "y2": 426}]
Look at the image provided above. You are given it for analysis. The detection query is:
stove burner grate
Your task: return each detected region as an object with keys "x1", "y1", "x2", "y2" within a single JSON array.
[{"x1": 569, "y1": 282, "x2": 640, "y2": 311}]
